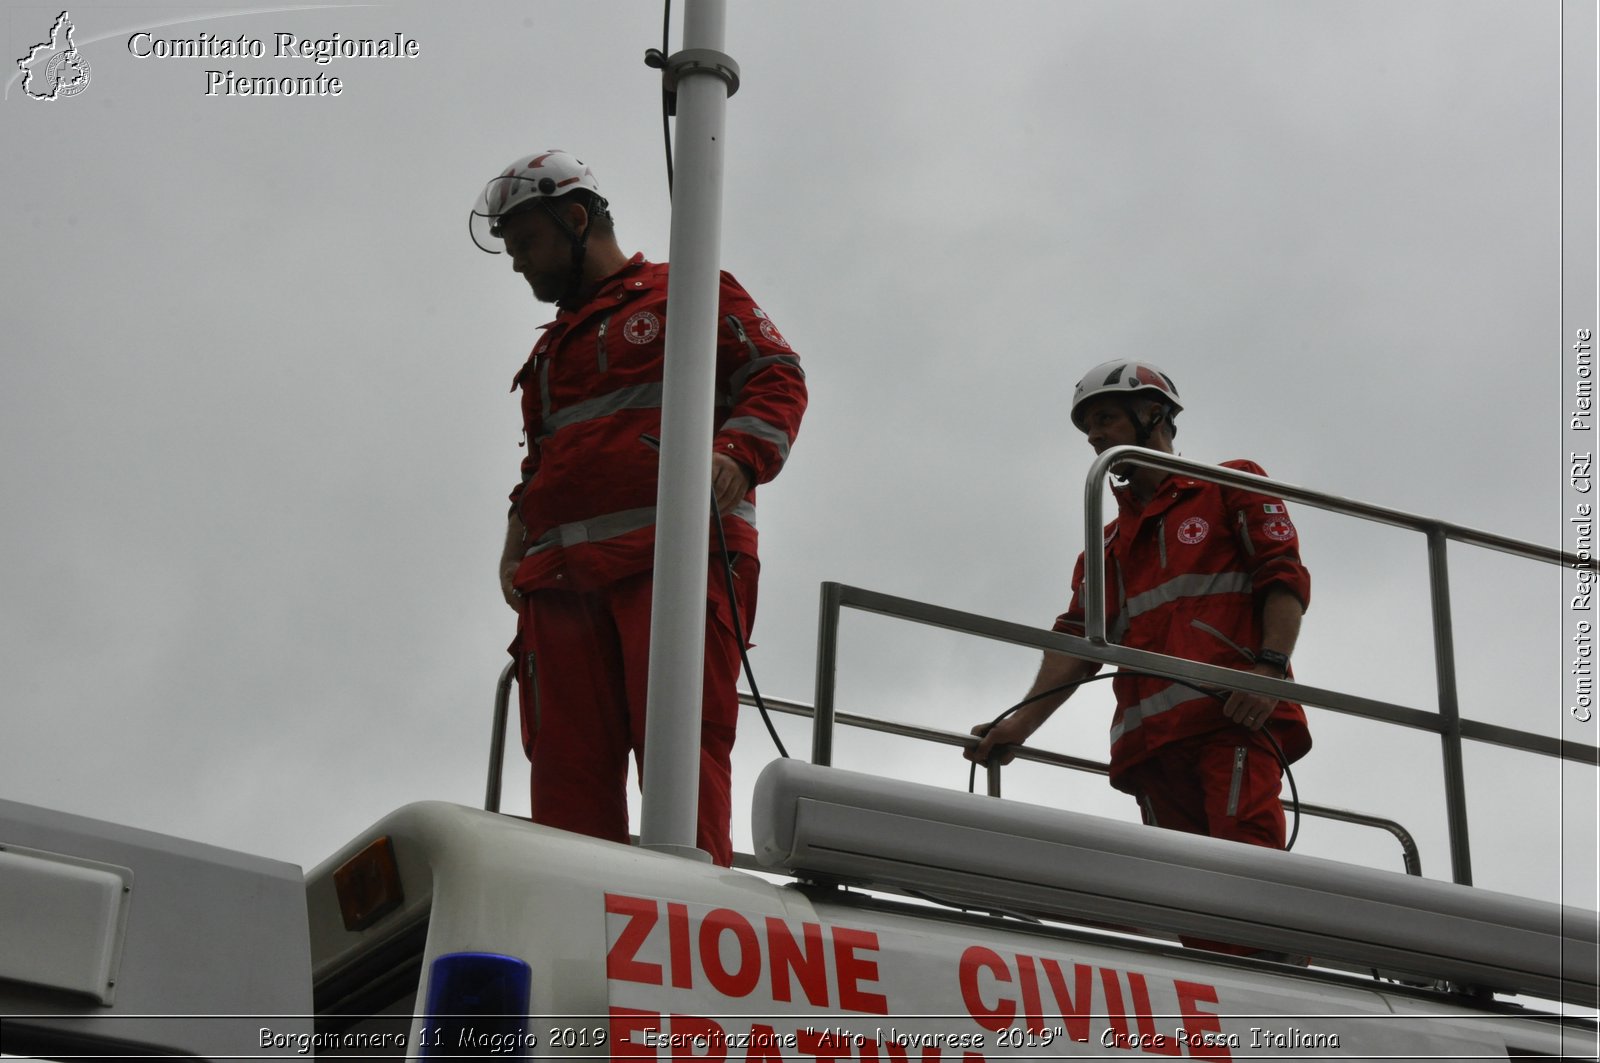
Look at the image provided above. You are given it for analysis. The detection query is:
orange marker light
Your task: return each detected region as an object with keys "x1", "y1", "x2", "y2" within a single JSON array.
[{"x1": 333, "y1": 836, "x2": 403, "y2": 932}]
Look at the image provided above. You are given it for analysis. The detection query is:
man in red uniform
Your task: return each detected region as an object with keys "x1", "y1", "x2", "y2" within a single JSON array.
[
  {"x1": 967, "y1": 360, "x2": 1310, "y2": 886},
  {"x1": 471, "y1": 150, "x2": 807, "y2": 866}
]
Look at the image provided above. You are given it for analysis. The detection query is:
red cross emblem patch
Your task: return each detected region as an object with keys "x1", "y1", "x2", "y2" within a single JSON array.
[
  {"x1": 622, "y1": 311, "x2": 661, "y2": 345},
  {"x1": 1177, "y1": 517, "x2": 1210, "y2": 544}
]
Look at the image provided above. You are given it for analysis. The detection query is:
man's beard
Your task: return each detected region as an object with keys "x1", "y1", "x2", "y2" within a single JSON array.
[{"x1": 526, "y1": 272, "x2": 564, "y2": 304}]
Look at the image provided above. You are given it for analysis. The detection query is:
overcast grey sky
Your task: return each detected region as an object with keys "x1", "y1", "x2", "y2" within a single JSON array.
[{"x1": 2, "y1": 1, "x2": 1593, "y2": 918}]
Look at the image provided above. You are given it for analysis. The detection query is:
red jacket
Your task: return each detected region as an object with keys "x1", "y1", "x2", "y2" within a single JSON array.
[
  {"x1": 1054, "y1": 459, "x2": 1312, "y2": 790},
  {"x1": 509, "y1": 255, "x2": 807, "y2": 592}
]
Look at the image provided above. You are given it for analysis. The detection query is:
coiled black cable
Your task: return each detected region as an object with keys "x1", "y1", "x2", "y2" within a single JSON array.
[
  {"x1": 713, "y1": 504, "x2": 787, "y2": 758},
  {"x1": 968, "y1": 670, "x2": 1300, "y2": 850}
]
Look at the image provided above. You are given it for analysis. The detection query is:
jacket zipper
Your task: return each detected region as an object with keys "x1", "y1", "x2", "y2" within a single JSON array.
[
  {"x1": 1226, "y1": 746, "x2": 1247, "y2": 817},
  {"x1": 723, "y1": 314, "x2": 762, "y2": 360},
  {"x1": 1157, "y1": 516, "x2": 1168, "y2": 569},
  {"x1": 595, "y1": 313, "x2": 613, "y2": 373}
]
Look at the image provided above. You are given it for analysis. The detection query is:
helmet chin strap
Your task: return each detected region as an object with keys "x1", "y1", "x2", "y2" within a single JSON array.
[
  {"x1": 537, "y1": 199, "x2": 592, "y2": 309},
  {"x1": 1122, "y1": 400, "x2": 1164, "y2": 448},
  {"x1": 1107, "y1": 403, "x2": 1172, "y2": 492}
]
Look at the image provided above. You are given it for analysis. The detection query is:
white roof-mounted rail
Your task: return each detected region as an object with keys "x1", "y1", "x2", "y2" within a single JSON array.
[{"x1": 752, "y1": 759, "x2": 1599, "y2": 1007}]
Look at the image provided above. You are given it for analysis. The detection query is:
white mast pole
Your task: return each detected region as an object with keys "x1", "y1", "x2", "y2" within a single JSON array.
[{"x1": 639, "y1": 0, "x2": 739, "y2": 860}]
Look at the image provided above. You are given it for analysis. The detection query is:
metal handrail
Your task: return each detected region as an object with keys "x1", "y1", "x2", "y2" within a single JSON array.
[
  {"x1": 1079, "y1": 446, "x2": 1594, "y2": 886},
  {"x1": 804, "y1": 455, "x2": 1593, "y2": 890},
  {"x1": 482, "y1": 676, "x2": 1423, "y2": 876},
  {"x1": 747, "y1": 691, "x2": 1424, "y2": 877},
  {"x1": 483, "y1": 457, "x2": 1590, "y2": 885},
  {"x1": 486, "y1": 660, "x2": 515, "y2": 814}
]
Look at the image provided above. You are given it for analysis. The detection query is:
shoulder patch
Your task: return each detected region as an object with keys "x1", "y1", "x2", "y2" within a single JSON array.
[
  {"x1": 1263, "y1": 518, "x2": 1296, "y2": 541},
  {"x1": 757, "y1": 318, "x2": 790, "y2": 350}
]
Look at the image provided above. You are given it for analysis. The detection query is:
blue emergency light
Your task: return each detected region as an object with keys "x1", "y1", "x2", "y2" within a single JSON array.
[{"x1": 420, "y1": 951, "x2": 533, "y2": 1059}]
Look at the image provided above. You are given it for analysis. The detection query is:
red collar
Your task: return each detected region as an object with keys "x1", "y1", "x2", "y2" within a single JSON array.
[
  {"x1": 1112, "y1": 472, "x2": 1203, "y2": 519},
  {"x1": 540, "y1": 253, "x2": 662, "y2": 328}
]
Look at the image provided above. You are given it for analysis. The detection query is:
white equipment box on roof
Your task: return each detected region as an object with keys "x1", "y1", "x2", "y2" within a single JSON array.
[{"x1": 0, "y1": 798, "x2": 311, "y2": 1059}]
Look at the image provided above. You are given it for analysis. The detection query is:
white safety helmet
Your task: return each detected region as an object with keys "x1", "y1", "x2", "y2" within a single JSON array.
[
  {"x1": 1070, "y1": 359, "x2": 1183, "y2": 434},
  {"x1": 469, "y1": 150, "x2": 607, "y2": 254}
]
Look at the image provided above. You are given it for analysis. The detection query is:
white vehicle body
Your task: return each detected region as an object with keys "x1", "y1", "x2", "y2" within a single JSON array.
[
  {"x1": 0, "y1": 798, "x2": 311, "y2": 1059},
  {"x1": 3, "y1": 777, "x2": 1594, "y2": 1060},
  {"x1": 301, "y1": 788, "x2": 1593, "y2": 1061}
]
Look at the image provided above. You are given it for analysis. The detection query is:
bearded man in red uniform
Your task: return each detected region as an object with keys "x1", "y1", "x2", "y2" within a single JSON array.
[
  {"x1": 471, "y1": 150, "x2": 807, "y2": 866},
  {"x1": 967, "y1": 361, "x2": 1310, "y2": 895}
]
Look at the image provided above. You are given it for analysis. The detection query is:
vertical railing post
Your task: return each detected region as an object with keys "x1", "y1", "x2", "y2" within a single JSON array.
[
  {"x1": 1427, "y1": 528, "x2": 1473, "y2": 885},
  {"x1": 1083, "y1": 458, "x2": 1111, "y2": 644},
  {"x1": 485, "y1": 660, "x2": 516, "y2": 813},
  {"x1": 812, "y1": 582, "x2": 844, "y2": 766}
]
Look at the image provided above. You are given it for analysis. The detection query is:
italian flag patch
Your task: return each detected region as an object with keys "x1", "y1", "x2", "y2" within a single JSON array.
[{"x1": 1262, "y1": 503, "x2": 1286, "y2": 514}]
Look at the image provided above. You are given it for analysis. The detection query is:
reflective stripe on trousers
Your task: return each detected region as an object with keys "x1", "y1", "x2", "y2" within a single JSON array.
[
  {"x1": 1110, "y1": 680, "x2": 1207, "y2": 745},
  {"x1": 525, "y1": 502, "x2": 757, "y2": 556}
]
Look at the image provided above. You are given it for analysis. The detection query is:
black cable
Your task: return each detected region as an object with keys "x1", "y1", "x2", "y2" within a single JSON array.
[
  {"x1": 1259, "y1": 724, "x2": 1300, "y2": 851},
  {"x1": 659, "y1": 0, "x2": 674, "y2": 194},
  {"x1": 967, "y1": 669, "x2": 1301, "y2": 851},
  {"x1": 639, "y1": 429, "x2": 787, "y2": 757},
  {"x1": 965, "y1": 672, "x2": 1121, "y2": 794},
  {"x1": 713, "y1": 502, "x2": 788, "y2": 759}
]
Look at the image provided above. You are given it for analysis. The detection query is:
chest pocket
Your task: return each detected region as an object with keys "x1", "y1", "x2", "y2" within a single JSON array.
[
  {"x1": 510, "y1": 337, "x2": 557, "y2": 447},
  {"x1": 602, "y1": 301, "x2": 668, "y2": 377}
]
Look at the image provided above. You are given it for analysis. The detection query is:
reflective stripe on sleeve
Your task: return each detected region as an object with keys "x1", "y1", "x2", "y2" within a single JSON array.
[
  {"x1": 720, "y1": 415, "x2": 792, "y2": 461},
  {"x1": 729, "y1": 353, "x2": 804, "y2": 395}
]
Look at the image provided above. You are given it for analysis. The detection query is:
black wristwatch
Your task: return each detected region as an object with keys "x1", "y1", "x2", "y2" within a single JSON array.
[{"x1": 1257, "y1": 648, "x2": 1291, "y2": 676}]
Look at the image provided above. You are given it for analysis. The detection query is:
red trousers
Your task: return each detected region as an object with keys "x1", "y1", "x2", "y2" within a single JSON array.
[
  {"x1": 514, "y1": 555, "x2": 756, "y2": 867},
  {"x1": 1120, "y1": 727, "x2": 1288, "y2": 956}
]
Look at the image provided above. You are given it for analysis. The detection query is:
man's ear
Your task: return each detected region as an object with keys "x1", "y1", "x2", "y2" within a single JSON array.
[{"x1": 562, "y1": 200, "x2": 589, "y2": 239}]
